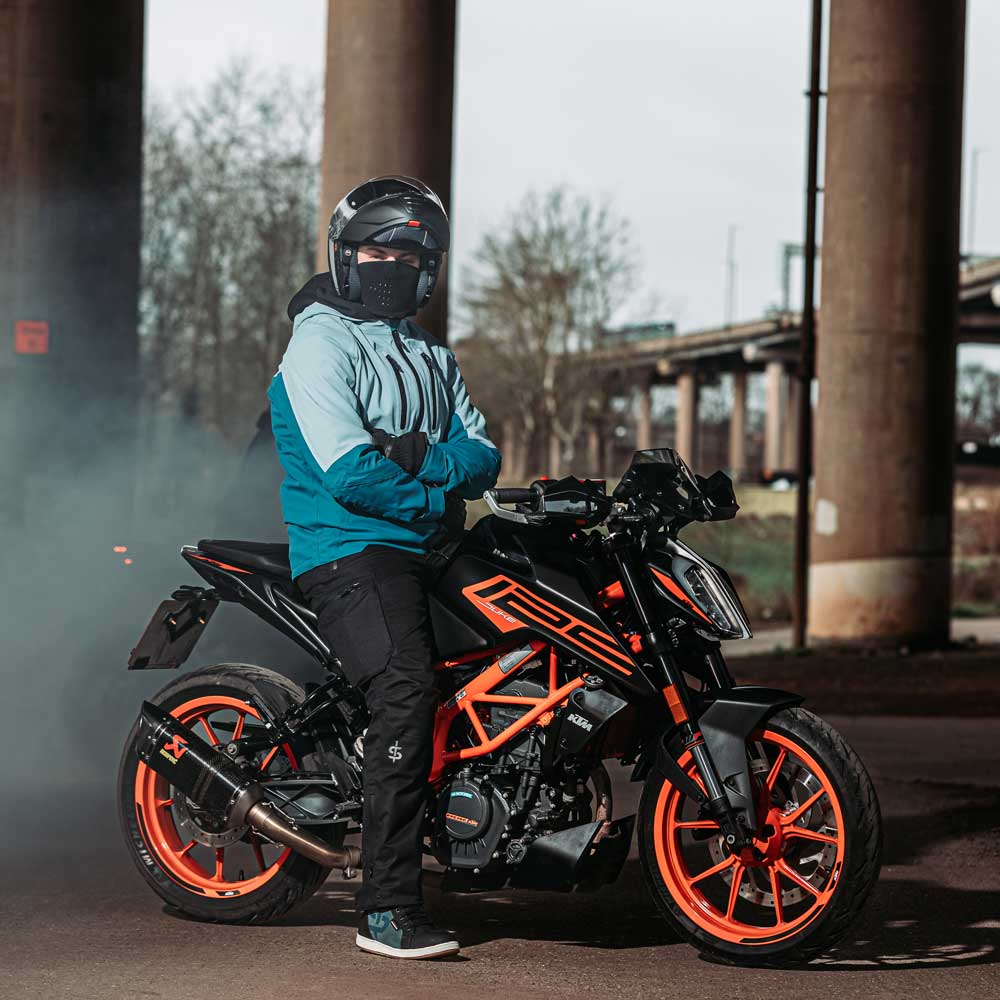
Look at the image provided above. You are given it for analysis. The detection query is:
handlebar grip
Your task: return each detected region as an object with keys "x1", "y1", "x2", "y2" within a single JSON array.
[{"x1": 491, "y1": 487, "x2": 537, "y2": 505}]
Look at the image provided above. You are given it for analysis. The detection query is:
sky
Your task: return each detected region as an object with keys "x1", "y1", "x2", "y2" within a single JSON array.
[{"x1": 145, "y1": 0, "x2": 1000, "y2": 338}]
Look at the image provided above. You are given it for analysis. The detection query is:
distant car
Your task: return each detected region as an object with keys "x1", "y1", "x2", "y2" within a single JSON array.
[
  {"x1": 759, "y1": 469, "x2": 798, "y2": 488},
  {"x1": 956, "y1": 440, "x2": 1000, "y2": 467}
]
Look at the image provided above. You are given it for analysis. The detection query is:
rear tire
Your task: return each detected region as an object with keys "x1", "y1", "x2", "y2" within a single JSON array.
[
  {"x1": 117, "y1": 663, "x2": 331, "y2": 924},
  {"x1": 638, "y1": 708, "x2": 881, "y2": 966}
]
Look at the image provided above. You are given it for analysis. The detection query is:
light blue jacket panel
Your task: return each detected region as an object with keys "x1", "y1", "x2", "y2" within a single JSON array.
[{"x1": 268, "y1": 303, "x2": 501, "y2": 578}]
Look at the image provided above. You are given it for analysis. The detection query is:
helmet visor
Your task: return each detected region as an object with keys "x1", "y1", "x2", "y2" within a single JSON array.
[{"x1": 368, "y1": 223, "x2": 442, "y2": 252}]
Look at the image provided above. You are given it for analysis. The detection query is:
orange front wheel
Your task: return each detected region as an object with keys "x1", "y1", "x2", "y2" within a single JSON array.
[{"x1": 638, "y1": 707, "x2": 881, "y2": 966}]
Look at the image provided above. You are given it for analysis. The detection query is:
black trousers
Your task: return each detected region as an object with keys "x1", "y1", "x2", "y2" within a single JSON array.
[{"x1": 297, "y1": 546, "x2": 436, "y2": 912}]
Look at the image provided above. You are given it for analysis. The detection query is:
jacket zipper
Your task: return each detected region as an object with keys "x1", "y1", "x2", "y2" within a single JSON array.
[
  {"x1": 422, "y1": 353, "x2": 441, "y2": 433},
  {"x1": 392, "y1": 329, "x2": 425, "y2": 430},
  {"x1": 387, "y1": 356, "x2": 409, "y2": 429}
]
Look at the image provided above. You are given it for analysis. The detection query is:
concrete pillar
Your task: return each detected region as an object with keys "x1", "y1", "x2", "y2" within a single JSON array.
[
  {"x1": 319, "y1": 1, "x2": 456, "y2": 343},
  {"x1": 809, "y1": 0, "x2": 966, "y2": 646},
  {"x1": 781, "y1": 374, "x2": 801, "y2": 472},
  {"x1": 764, "y1": 361, "x2": 785, "y2": 476},
  {"x1": 728, "y1": 370, "x2": 748, "y2": 478},
  {"x1": 676, "y1": 372, "x2": 699, "y2": 465},
  {"x1": 636, "y1": 379, "x2": 653, "y2": 451},
  {"x1": 0, "y1": 1, "x2": 144, "y2": 531}
]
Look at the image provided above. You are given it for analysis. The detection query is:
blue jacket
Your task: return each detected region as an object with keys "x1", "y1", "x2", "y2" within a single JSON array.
[{"x1": 268, "y1": 301, "x2": 501, "y2": 579}]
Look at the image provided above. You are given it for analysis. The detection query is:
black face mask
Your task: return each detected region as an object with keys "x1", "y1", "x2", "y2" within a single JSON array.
[{"x1": 357, "y1": 260, "x2": 421, "y2": 318}]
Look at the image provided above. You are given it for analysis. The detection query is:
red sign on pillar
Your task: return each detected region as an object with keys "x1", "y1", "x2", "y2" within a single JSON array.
[{"x1": 14, "y1": 320, "x2": 50, "y2": 354}]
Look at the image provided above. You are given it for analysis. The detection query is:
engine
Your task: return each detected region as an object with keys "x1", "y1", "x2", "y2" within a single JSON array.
[
  {"x1": 432, "y1": 674, "x2": 599, "y2": 878},
  {"x1": 433, "y1": 775, "x2": 511, "y2": 870}
]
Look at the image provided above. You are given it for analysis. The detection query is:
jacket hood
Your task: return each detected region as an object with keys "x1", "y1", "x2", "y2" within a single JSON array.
[{"x1": 287, "y1": 273, "x2": 381, "y2": 323}]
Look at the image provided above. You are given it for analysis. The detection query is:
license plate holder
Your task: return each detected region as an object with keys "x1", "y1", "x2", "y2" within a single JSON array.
[{"x1": 128, "y1": 592, "x2": 219, "y2": 669}]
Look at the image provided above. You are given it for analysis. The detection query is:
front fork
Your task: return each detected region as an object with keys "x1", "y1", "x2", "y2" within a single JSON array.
[{"x1": 609, "y1": 537, "x2": 755, "y2": 850}]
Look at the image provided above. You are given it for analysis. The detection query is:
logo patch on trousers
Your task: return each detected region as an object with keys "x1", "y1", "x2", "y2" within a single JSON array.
[{"x1": 388, "y1": 741, "x2": 403, "y2": 763}]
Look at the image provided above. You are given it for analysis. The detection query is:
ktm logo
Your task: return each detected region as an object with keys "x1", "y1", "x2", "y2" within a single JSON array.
[{"x1": 163, "y1": 735, "x2": 188, "y2": 760}]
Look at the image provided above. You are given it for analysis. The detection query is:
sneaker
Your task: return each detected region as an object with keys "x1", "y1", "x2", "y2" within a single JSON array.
[{"x1": 356, "y1": 905, "x2": 460, "y2": 960}]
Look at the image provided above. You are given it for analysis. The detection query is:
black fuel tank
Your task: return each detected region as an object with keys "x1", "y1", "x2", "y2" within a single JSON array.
[
  {"x1": 432, "y1": 549, "x2": 656, "y2": 698},
  {"x1": 428, "y1": 593, "x2": 490, "y2": 659}
]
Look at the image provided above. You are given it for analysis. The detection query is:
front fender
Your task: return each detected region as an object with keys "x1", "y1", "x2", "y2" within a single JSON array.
[
  {"x1": 698, "y1": 686, "x2": 803, "y2": 829},
  {"x1": 632, "y1": 686, "x2": 803, "y2": 832}
]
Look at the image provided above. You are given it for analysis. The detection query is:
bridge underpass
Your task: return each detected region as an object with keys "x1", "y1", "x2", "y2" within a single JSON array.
[
  {"x1": 0, "y1": 0, "x2": 981, "y2": 646},
  {"x1": 4, "y1": 4, "x2": 1000, "y2": 995},
  {"x1": 0, "y1": 0, "x2": 455, "y2": 541}
]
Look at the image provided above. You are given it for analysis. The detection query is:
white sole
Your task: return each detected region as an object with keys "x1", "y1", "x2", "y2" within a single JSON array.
[{"x1": 355, "y1": 932, "x2": 460, "y2": 960}]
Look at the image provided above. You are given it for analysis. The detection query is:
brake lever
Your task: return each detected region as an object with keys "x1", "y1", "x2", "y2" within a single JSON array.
[
  {"x1": 483, "y1": 491, "x2": 530, "y2": 524},
  {"x1": 484, "y1": 491, "x2": 548, "y2": 527}
]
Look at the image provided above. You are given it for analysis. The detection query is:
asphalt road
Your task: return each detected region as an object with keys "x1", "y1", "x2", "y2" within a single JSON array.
[{"x1": 4, "y1": 715, "x2": 999, "y2": 1000}]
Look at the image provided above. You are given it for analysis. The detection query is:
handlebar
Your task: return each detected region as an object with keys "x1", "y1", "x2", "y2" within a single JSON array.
[
  {"x1": 483, "y1": 486, "x2": 541, "y2": 524},
  {"x1": 485, "y1": 483, "x2": 664, "y2": 536},
  {"x1": 491, "y1": 487, "x2": 537, "y2": 505}
]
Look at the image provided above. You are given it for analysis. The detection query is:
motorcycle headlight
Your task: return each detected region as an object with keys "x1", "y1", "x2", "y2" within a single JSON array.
[{"x1": 683, "y1": 564, "x2": 745, "y2": 638}]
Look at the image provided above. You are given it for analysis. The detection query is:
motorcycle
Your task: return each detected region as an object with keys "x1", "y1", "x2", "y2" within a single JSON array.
[{"x1": 118, "y1": 447, "x2": 882, "y2": 965}]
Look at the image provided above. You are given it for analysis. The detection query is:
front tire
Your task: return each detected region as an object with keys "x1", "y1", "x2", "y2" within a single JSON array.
[
  {"x1": 117, "y1": 663, "x2": 330, "y2": 924},
  {"x1": 638, "y1": 707, "x2": 882, "y2": 966}
]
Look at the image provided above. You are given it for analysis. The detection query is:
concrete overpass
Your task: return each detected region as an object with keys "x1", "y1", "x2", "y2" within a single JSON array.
[{"x1": 592, "y1": 258, "x2": 1000, "y2": 480}]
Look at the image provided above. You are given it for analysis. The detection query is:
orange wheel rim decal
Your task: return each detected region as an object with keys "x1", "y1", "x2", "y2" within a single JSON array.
[
  {"x1": 653, "y1": 729, "x2": 846, "y2": 946},
  {"x1": 134, "y1": 695, "x2": 295, "y2": 897}
]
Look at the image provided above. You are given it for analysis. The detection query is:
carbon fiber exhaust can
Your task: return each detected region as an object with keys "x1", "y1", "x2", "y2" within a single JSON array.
[
  {"x1": 135, "y1": 700, "x2": 263, "y2": 825},
  {"x1": 134, "y1": 700, "x2": 360, "y2": 871}
]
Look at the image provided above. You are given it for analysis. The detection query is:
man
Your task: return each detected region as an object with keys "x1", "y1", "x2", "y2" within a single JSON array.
[{"x1": 268, "y1": 176, "x2": 500, "y2": 960}]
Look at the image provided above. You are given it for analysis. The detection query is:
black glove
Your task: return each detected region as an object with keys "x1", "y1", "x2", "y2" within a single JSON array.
[
  {"x1": 383, "y1": 430, "x2": 428, "y2": 477},
  {"x1": 370, "y1": 428, "x2": 393, "y2": 454},
  {"x1": 442, "y1": 491, "x2": 467, "y2": 537}
]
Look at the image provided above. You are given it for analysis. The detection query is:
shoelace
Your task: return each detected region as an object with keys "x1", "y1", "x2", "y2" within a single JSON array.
[{"x1": 393, "y1": 904, "x2": 434, "y2": 930}]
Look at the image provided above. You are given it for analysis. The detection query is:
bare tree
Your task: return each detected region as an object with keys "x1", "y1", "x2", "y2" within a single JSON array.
[
  {"x1": 140, "y1": 60, "x2": 321, "y2": 444},
  {"x1": 957, "y1": 362, "x2": 1000, "y2": 441},
  {"x1": 458, "y1": 189, "x2": 635, "y2": 478}
]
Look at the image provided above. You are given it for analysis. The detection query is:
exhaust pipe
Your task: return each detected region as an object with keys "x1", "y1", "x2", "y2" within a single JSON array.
[{"x1": 136, "y1": 701, "x2": 361, "y2": 871}]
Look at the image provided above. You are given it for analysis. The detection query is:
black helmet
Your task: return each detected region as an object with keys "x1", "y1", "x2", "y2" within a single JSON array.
[{"x1": 327, "y1": 175, "x2": 450, "y2": 311}]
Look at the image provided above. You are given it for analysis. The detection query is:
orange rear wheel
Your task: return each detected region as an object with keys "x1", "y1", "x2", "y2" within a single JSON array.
[
  {"x1": 133, "y1": 694, "x2": 296, "y2": 897},
  {"x1": 119, "y1": 665, "x2": 332, "y2": 924}
]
